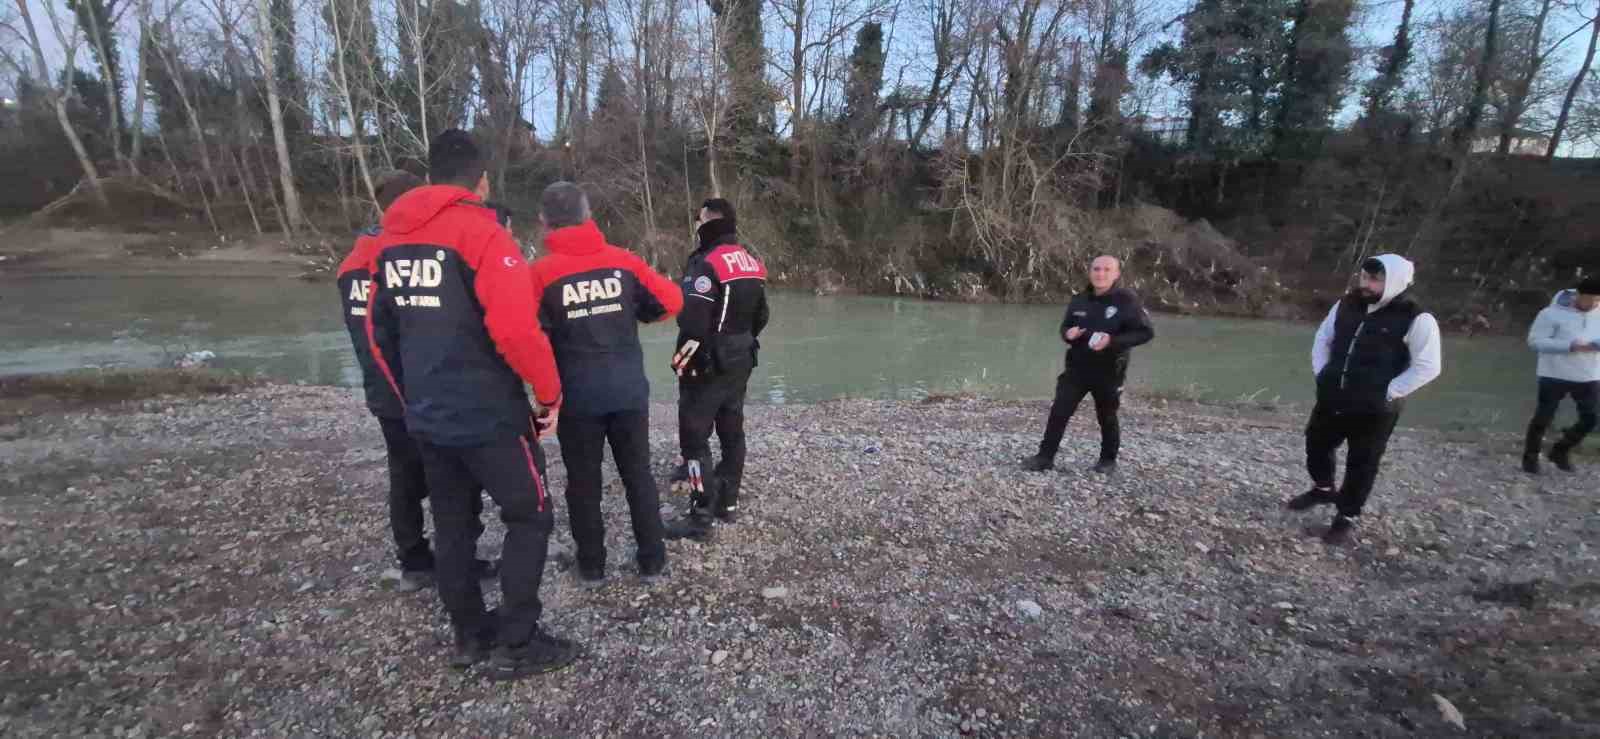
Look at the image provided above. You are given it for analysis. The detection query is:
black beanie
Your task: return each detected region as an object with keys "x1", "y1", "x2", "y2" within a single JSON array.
[{"x1": 1579, "y1": 276, "x2": 1600, "y2": 296}]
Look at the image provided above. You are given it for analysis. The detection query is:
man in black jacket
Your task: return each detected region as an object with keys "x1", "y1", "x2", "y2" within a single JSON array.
[
  {"x1": 336, "y1": 171, "x2": 494, "y2": 592},
  {"x1": 1022, "y1": 255, "x2": 1155, "y2": 475},
  {"x1": 664, "y1": 198, "x2": 770, "y2": 541}
]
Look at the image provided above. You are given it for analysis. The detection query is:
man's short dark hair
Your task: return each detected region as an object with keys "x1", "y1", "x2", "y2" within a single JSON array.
[
  {"x1": 701, "y1": 197, "x2": 736, "y2": 225},
  {"x1": 428, "y1": 129, "x2": 486, "y2": 189},
  {"x1": 1579, "y1": 276, "x2": 1600, "y2": 296},
  {"x1": 540, "y1": 182, "x2": 591, "y2": 229},
  {"x1": 1361, "y1": 257, "x2": 1385, "y2": 276},
  {"x1": 375, "y1": 170, "x2": 424, "y2": 212}
]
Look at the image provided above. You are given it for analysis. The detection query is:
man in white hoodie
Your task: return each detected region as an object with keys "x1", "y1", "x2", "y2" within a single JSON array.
[
  {"x1": 1286, "y1": 255, "x2": 1443, "y2": 544},
  {"x1": 1522, "y1": 277, "x2": 1600, "y2": 474}
]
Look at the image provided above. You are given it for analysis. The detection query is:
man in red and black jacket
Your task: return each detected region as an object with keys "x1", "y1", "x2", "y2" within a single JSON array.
[
  {"x1": 529, "y1": 182, "x2": 683, "y2": 585},
  {"x1": 364, "y1": 130, "x2": 577, "y2": 680},
  {"x1": 664, "y1": 198, "x2": 770, "y2": 541},
  {"x1": 337, "y1": 171, "x2": 496, "y2": 591}
]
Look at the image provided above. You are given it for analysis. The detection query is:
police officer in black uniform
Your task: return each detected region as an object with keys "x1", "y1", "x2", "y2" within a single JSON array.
[
  {"x1": 1022, "y1": 255, "x2": 1154, "y2": 475},
  {"x1": 664, "y1": 198, "x2": 770, "y2": 541}
]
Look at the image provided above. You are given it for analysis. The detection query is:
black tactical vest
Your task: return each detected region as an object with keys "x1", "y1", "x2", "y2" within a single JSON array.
[{"x1": 1317, "y1": 293, "x2": 1421, "y2": 414}]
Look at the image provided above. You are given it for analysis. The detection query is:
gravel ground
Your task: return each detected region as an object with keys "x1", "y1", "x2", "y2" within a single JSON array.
[{"x1": 2, "y1": 384, "x2": 1598, "y2": 738}]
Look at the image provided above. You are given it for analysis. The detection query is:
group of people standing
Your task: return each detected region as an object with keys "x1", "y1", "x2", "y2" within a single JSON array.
[
  {"x1": 336, "y1": 130, "x2": 768, "y2": 681},
  {"x1": 333, "y1": 130, "x2": 1598, "y2": 682},
  {"x1": 1021, "y1": 252, "x2": 1596, "y2": 546}
]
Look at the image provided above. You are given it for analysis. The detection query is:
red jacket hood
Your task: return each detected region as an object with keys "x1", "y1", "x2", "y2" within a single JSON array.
[
  {"x1": 542, "y1": 220, "x2": 607, "y2": 256},
  {"x1": 380, "y1": 185, "x2": 484, "y2": 235}
]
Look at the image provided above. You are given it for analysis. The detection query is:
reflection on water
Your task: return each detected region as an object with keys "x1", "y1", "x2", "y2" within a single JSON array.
[{"x1": 0, "y1": 275, "x2": 1555, "y2": 431}]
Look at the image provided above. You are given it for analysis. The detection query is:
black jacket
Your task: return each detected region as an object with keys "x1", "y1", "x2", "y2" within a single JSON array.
[
  {"x1": 675, "y1": 219, "x2": 770, "y2": 377},
  {"x1": 337, "y1": 227, "x2": 404, "y2": 419},
  {"x1": 365, "y1": 186, "x2": 562, "y2": 447},
  {"x1": 1057, "y1": 285, "x2": 1155, "y2": 383},
  {"x1": 531, "y1": 221, "x2": 684, "y2": 415},
  {"x1": 1317, "y1": 291, "x2": 1421, "y2": 414}
]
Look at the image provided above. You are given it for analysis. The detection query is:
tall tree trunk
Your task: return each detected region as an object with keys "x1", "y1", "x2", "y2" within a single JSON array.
[
  {"x1": 572, "y1": 0, "x2": 593, "y2": 165},
  {"x1": 130, "y1": 3, "x2": 153, "y2": 172},
  {"x1": 80, "y1": 0, "x2": 126, "y2": 170},
  {"x1": 328, "y1": 0, "x2": 379, "y2": 211},
  {"x1": 1547, "y1": 8, "x2": 1600, "y2": 159},
  {"x1": 1498, "y1": 0, "x2": 1553, "y2": 155},
  {"x1": 411, "y1": 0, "x2": 430, "y2": 146},
  {"x1": 1454, "y1": 0, "x2": 1501, "y2": 154},
  {"x1": 255, "y1": 0, "x2": 306, "y2": 231}
]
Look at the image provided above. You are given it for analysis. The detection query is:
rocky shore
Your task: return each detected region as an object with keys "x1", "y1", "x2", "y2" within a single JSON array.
[{"x1": 2, "y1": 381, "x2": 1597, "y2": 737}]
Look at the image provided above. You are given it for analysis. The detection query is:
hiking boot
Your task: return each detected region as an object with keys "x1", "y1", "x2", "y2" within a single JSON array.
[
  {"x1": 639, "y1": 558, "x2": 668, "y2": 583},
  {"x1": 574, "y1": 564, "x2": 606, "y2": 589},
  {"x1": 1091, "y1": 459, "x2": 1117, "y2": 476},
  {"x1": 1020, "y1": 454, "x2": 1054, "y2": 472},
  {"x1": 1548, "y1": 444, "x2": 1576, "y2": 473},
  {"x1": 1522, "y1": 454, "x2": 1541, "y2": 475},
  {"x1": 1323, "y1": 515, "x2": 1356, "y2": 545},
  {"x1": 486, "y1": 629, "x2": 580, "y2": 681},
  {"x1": 449, "y1": 615, "x2": 496, "y2": 670},
  {"x1": 663, "y1": 510, "x2": 715, "y2": 542},
  {"x1": 1286, "y1": 487, "x2": 1337, "y2": 511},
  {"x1": 715, "y1": 506, "x2": 739, "y2": 525}
]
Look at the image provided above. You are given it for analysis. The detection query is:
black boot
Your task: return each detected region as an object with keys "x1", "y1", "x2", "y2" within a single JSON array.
[
  {"x1": 1323, "y1": 514, "x2": 1356, "y2": 545},
  {"x1": 1549, "y1": 443, "x2": 1576, "y2": 473},
  {"x1": 1020, "y1": 454, "x2": 1055, "y2": 472},
  {"x1": 1286, "y1": 486, "x2": 1336, "y2": 511},
  {"x1": 487, "y1": 628, "x2": 579, "y2": 681},
  {"x1": 449, "y1": 612, "x2": 496, "y2": 669},
  {"x1": 663, "y1": 508, "x2": 716, "y2": 541},
  {"x1": 1522, "y1": 454, "x2": 1541, "y2": 475},
  {"x1": 1091, "y1": 459, "x2": 1117, "y2": 475}
]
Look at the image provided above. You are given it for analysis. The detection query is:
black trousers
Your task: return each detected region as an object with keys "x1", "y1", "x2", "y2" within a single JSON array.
[
  {"x1": 557, "y1": 409, "x2": 667, "y2": 572},
  {"x1": 679, "y1": 369, "x2": 752, "y2": 513},
  {"x1": 377, "y1": 417, "x2": 435, "y2": 571},
  {"x1": 415, "y1": 432, "x2": 553, "y2": 647},
  {"x1": 1524, "y1": 377, "x2": 1600, "y2": 457},
  {"x1": 1305, "y1": 404, "x2": 1400, "y2": 518},
  {"x1": 1037, "y1": 371, "x2": 1122, "y2": 462}
]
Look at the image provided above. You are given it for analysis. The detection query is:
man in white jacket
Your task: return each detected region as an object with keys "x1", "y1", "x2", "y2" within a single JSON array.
[
  {"x1": 1522, "y1": 277, "x2": 1600, "y2": 474},
  {"x1": 1286, "y1": 255, "x2": 1443, "y2": 544}
]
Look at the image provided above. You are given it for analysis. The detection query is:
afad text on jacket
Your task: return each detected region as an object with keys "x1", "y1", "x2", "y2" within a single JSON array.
[
  {"x1": 531, "y1": 220, "x2": 684, "y2": 415},
  {"x1": 365, "y1": 185, "x2": 562, "y2": 447}
]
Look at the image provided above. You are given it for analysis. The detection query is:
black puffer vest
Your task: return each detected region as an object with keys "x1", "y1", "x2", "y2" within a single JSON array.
[{"x1": 1317, "y1": 292, "x2": 1421, "y2": 414}]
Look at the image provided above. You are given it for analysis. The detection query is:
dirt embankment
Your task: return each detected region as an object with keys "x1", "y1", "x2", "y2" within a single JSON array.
[
  {"x1": 0, "y1": 227, "x2": 325, "y2": 280},
  {"x1": 1, "y1": 375, "x2": 1597, "y2": 736}
]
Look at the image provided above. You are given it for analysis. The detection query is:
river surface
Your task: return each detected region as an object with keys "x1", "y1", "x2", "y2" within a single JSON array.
[{"x1": 0, "y1": 276, "x2": 1556, "y2": 431}]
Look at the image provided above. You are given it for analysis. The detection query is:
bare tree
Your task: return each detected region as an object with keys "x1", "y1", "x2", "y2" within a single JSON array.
[
  {"x1": 325, "y1": 0, "x2": 380, "y2": 210},
  {"x1": 686, "y1": 0, "x2": 739, "y2": 195},
  {"x1": 907, "y1": 0, "x2": 972, "y2": 149},
  {"x1": 253, "y1": 0, "x2": 307, "y2": 230},
  {"x1": 13, "y1": 0, "x2": 109, "y2": 207},
  {"x1": 1454, "y1": 0, "x2": 1503, "y2": 154},
  {"x1": 1547, "y1": 2, "x2": 1599, "y2": 158},
  {"x1": 76, "y1": 0, "x2": 130, "y2": 170},
  {"x1": 130, "y1": 0, "x2": 155, "y2": 171}
]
